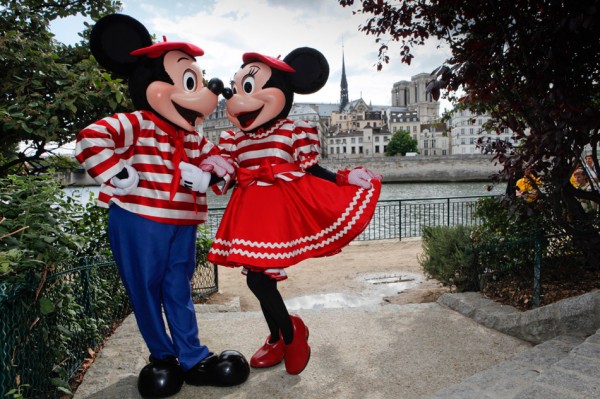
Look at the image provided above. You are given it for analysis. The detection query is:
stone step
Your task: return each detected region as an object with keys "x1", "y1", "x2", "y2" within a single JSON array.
[{"x1": 424, "y1": 331, "x2": 600, "y2": 399}]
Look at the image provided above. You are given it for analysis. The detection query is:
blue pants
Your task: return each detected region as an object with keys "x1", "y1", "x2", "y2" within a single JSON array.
[{"x1": 108, "y1": 205, "x2": 209, "y2": 371}]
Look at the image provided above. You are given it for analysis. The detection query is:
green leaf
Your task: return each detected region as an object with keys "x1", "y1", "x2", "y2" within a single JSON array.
[{"x1": 39, "y1": 297, "x2": 56, "y2": 315}]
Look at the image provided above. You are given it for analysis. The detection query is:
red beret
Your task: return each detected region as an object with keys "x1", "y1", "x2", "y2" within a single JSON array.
[
  {"x1": 130, "y1": 36, "x2": 204, "y2": 58},
  {"x1": 242, "y1": 52, "x2": 295, "y2": 73}
]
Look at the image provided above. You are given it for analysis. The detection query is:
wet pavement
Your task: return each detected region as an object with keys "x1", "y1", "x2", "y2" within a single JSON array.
[{"x1": 285, "y1": 271, "x2": 424, "y2": 310}]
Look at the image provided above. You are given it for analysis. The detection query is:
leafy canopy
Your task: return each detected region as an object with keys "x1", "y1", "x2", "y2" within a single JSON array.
[
  {"x1": 385, "y1": 129, "x2": 418, "y2": 156},
  {"x1": 339, "y1": 0, "x2": 600, "y2": 184},
  {"x1": 340, "y1": 0, "x2": 600, "y2": 235},
  {"x1": 0, "y1": 0, "x2": 127, "y2": 176}
]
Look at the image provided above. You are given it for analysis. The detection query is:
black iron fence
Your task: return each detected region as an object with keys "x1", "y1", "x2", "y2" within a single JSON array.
[
  {"x1": 206, "y1": 195, "x2": 493, "y2": 241},
  {"x1": 0, "y1": 255, "x2": 217, "y2": 399}
]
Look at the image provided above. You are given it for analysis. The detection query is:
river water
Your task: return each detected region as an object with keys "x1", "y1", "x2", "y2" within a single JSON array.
[{"x1": 64, "y1": 181, "x2": 506, "y2": 208}]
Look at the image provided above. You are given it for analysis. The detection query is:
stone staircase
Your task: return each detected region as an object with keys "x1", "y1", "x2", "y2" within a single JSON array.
[{"x1": 425, "y1": 291, "x2": 600, "y2": 398}]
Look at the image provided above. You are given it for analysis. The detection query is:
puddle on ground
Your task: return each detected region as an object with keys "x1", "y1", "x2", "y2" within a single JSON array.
[{"x1": 284, "y1": 272, "x2": 423, "y2": 310}]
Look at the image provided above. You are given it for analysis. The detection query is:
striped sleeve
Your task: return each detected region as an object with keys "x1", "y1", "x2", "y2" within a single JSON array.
[
  {"x1": 292, "y1": 120, "x2": 320, "y2": 170},
  {"x1": 76, "y1": 112, "x2": 141, "y2": 184}
]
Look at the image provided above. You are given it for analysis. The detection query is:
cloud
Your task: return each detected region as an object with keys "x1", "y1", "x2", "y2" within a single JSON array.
[{"x1": 53, "y1": 0, "x2": 451, "y2": 110}]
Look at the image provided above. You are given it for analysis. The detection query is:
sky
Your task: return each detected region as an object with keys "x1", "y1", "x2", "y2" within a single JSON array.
[{"x1": 50, "y1": 0, "x2": 453, "y2": 112}]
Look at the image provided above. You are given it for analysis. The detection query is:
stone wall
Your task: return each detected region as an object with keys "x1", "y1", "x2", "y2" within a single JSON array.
[
  {"x1": 64, "y1": 154, "x2": 503, "y2": 186},
  {"x1": 320, "y1": 154, "x2": 503, "y2": 183}
]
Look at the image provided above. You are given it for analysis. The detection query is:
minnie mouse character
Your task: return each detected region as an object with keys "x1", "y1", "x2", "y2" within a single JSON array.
[
  {"x1": 207, "y1": 48, "x2": 382, "y2": 375},
  {"x1": 75, "y1": 14, "x2": 248, "y2": 398}
]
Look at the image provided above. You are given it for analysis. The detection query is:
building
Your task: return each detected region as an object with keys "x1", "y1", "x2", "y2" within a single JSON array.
[
  {"x1": 448, "y1": 109, "x2": 518, "y2": 155},
  {"x1": 420, "y1": 122, "x2": 449, "y2": 156},
  {"x1": 202, "y1": 99, "x2": 233, "y2": 144},
  {"x1": 391, "y1": 73, "x2": 440, "y2": 124}
]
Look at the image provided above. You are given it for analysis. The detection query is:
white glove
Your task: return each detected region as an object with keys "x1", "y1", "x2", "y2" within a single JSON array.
[
  {"x1": 348, "y1": 167, "x2": 381, "y2": 189},
  {"x1": 110, "y1": 164, "x2": 139, "y2": 196},
  {"x1": 199, "y1": 155, "x2": 235, "y2": 177},
  {"x1": 180, "y1": 162, "x2": 211, "y2": 193}
]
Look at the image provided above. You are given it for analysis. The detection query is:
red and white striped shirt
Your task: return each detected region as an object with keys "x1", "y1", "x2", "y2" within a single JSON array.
[
  {"x1": 76, "y1": 110, "x2": 223, "y2": 225},
  {"x1": 216, "y1": 119, "x2": 320, "y2": 193}
]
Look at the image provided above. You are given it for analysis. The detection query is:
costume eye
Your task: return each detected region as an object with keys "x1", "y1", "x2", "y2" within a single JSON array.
[
  {"x1": 183, "y1": 69, "x2": 197, "y2": 92},
  {"x1": 242, "y1": 76, "x2": 255, "y2": 94}
]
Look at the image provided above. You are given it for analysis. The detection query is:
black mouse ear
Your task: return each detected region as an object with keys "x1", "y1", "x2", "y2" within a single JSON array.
[
  {"x1": 283, "y1": 47, "x2": 329, "y2": 95},
  {"x1": 90, "y1": 14, "x2": 152, "y2": 76}
]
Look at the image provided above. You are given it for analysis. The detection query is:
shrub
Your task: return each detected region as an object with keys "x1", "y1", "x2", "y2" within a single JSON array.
[
  {"x1": 418, "y1": 225, "x2": 478, "y2": 292},
  {"x1": 0, "y1": 174, "x2": 85, "y2": 283}
]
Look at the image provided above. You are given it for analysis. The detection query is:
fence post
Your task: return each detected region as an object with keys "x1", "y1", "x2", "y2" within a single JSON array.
[
  {"x1": 447, "y1": 198, "x2": 451, "y2": 226},
  {"x1": 533, "y1": 231, "x2": 543, "y2": 308},
  {"x1": 398, "y1": 200, "x2": 402, "y2": 241}
]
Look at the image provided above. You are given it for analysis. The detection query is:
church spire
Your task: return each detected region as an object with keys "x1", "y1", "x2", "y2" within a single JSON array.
[{"x1": 340, "y1": 44, "x2": 348, "y2": 112}]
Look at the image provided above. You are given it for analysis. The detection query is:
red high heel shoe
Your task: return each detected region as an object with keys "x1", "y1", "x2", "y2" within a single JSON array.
[
  {"x1": 250, "y1": 335, "x2": 284, "y2": 368},
  {"x1": 284, "y1": 315, "x2": 311, "y2": 375}
]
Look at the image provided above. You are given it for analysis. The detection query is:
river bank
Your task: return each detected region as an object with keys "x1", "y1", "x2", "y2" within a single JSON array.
[{"x1": 64, "y1": 154, "x2": 503, "y2": 186}]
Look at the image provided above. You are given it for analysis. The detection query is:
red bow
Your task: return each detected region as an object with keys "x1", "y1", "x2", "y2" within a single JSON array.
[{"x1": 237, "y1": 162, "x2": 301, "y2": 187}]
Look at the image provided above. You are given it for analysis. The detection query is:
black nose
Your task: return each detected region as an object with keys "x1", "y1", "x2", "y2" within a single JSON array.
[
  {"x1": 222, "y1": 88, "x2": 233, "y2": 100},
  {"x1": 207, "y1": 78, "x2": 224, "y2": 95}
]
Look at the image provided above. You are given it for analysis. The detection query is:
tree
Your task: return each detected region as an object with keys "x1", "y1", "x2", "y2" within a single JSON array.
[
  {"x1": 339, "y1": 0, "x2": 600, "y2": 265},
  {"x1": 0, "y1": 0, "x2": 127, "y2": 177},
  {"x1": 385, "y1": 129, "x2": 418, "y2": 156}
]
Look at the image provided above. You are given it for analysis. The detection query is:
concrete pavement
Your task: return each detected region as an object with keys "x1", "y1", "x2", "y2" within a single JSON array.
[
  {"x1": 71, "y1": 269, "x2": 600, "y2": 399},
  {"x1": 73, "y1": 291, "x2": 600, "y2": 399},
  {"x1": 74, "y1": 302, "x2": 532, "y2": 399}
]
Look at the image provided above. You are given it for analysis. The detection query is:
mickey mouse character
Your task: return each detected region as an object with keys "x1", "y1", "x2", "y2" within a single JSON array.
[
  {"x1": 75, "y1": 14, "x2": 249, "y2": 398},
  {"x1": 207, "y1": 48, "x2": 382, "y2": 375}
]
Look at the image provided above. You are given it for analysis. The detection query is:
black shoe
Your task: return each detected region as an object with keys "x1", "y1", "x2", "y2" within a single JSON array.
[
  {"x1": 184, "y1": 350, "x2": 250, "y2": 387},
  {"x1": 138, "y1": 356, "x2": 184, "y2": 398}
]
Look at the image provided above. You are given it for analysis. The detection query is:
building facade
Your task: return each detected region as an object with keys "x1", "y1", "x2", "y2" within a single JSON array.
[{"x1": 448, "y1": 109, "x2": 518, "y2": 155}]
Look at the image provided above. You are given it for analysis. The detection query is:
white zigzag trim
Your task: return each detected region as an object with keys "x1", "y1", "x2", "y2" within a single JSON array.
[{"x1": 209, "y1": 186, "x2": 375, "y2": 260}]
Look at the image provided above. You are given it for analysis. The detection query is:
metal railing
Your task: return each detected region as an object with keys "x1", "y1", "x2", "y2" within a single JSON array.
[
  {"x1": 0, "y1": 255, "x2": 217, "y2": 399},
  {"x1": 206, "y1": 195, "x2": 494, "y2": 241}
]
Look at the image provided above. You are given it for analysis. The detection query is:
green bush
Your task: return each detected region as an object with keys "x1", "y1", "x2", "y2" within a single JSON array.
[
  {"x1": 418, "y1": 225, "x2": 478, "y2": 292},
  {"x1": 0, "y1": 175, "x2": 116, "y2": 398},
  {"x1": 1, "y1": 174, "x2": 84, "y2": 282}
]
